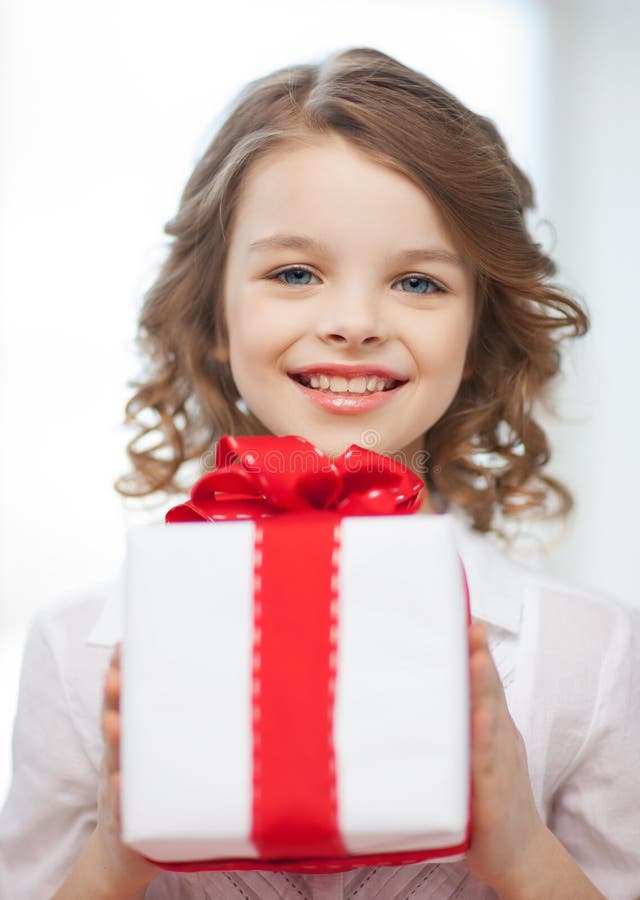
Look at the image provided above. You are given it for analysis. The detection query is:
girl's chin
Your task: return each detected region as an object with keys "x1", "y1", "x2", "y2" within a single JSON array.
[
  {"x1": 257, "y1": 432, "x2": 372, "y2": 460},
  {"x1": 257, "y1": 422, "x2": 421, "y2": 464},
  {"x1": 291, "y1": 433, "x2": 398, "y2": 461}
]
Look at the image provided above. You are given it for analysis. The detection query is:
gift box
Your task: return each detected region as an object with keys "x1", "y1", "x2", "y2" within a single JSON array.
[{"x1": 120, "y1": 435, "x2": 471, "y2": 874}]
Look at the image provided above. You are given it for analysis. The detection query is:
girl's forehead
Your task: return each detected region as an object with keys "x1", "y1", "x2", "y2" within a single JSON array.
[
  {"x1": 240, "y1": 132, "x2": 399, "y2": 198},
  {"x1": 231, "y1": 134, "x2": 463, "y2": 259}
]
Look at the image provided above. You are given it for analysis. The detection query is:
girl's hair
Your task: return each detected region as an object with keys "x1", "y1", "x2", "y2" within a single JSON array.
[{"x1": 115, "y1": 46, "x2": 589, "y2": 534}]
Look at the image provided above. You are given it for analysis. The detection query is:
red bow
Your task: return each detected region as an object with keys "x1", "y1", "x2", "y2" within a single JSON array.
[{"x1": 166, "y1": 434, "x2": 425, "y2": 522}]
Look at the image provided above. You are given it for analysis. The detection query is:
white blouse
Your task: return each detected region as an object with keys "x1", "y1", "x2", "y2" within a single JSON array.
[{"x1": 1, "y1": 513, "x2": 639, "y2": 899}]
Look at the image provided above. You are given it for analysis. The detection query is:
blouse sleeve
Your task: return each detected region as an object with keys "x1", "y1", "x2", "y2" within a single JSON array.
[
  {"x1": 0, "y1": 613, "x2": 101, "y2": 899},
  {"x1": 549, "y1": 600, "x2": 640, "y2": 899}
]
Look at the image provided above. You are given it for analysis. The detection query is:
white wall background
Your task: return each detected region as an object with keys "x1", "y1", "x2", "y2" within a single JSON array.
[
  {"x1": 534, "y1": 0, "x2": 640, "y2": 606},
  {"x1": 0, "y1": 0, "x2": 637, "y2": 809}
]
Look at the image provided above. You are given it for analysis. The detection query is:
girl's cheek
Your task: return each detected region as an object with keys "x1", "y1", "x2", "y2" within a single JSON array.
[
  {"x1": 418, "y1": 312, "x2": 472, "y2": 361},
  {"x1": 412, "y1": 326, "x2": 464, "y2": 365}
]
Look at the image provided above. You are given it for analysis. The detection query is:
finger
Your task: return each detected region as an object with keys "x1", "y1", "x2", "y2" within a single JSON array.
[
  {"x1": 103, "y1": 666, "x2": 121, "y2": 712},
  {"x1": 469, "y1": 639, "x2": 503, "y2": 710},
  {"x1": 102, "y1": 707, "x2": 121, "y2": 775},
  {"x1": 111, "y1": 771, "x2": 122, "y2": 827},
  {"x1": 468, "y1": 621, "x2": 488, "y2": 654},
  {"x1": 111, "y1": 642, "x2": 122, "y2": 670},
  {"x1": 471, "y1": 701, "x2": 496, "y2": 770}
]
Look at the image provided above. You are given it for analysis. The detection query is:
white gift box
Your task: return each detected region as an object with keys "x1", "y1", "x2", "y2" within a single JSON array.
[{"x1": 120, "y1": 512, "x2": 470, "y2": 868}]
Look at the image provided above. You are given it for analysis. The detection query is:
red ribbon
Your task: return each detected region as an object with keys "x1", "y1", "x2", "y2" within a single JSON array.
[
  {"x1": 165, "y1": 434, "x2": 426, "y2": 524},
  {"x1": 163, "y1": 434, "x2": 433, "y2": 866}
]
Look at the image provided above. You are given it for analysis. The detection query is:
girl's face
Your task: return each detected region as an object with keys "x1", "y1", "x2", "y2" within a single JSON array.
[{"x1": 222, "y1": 133, "x2": 475, "y2": 469}]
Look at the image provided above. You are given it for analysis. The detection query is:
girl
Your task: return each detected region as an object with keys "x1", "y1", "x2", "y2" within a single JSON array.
[{"x1": 1, "y1": 47, "x2": 639, "y2": 899}]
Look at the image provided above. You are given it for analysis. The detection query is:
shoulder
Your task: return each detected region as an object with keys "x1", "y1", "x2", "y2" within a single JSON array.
[
  {"x1": 25, "y1": 580, "x2": 117, "y2": 770},
  {"x1": 512, "y1": 553, "x2": 639, "y2": 711},
  {"x1": 448, "y1": 508, "x2": 638, "y2": 643},
  {"x1": 507, "y1": 544, "x2": 638, "y2": 667},
  {"x1": 31, "y1": 579, "x2": 116, "y2": 676},
  {"x1": 448, "y1": 509, "x2": 639, "y2": 727},
  {"x1": 449, "y1": 513, "x2": 640, "y2": 797},
  {"x1": 33, "y1": 583, "x2": 110, "y2": 650},
  {"x1": 0, "y1": 586, "x2": 116, "y2": 898}
]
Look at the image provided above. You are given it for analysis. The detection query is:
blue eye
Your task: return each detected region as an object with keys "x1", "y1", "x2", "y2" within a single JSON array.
[
  {"x1": 268, "y1": 266, "x2": 445, "y2": 294},
  {"x1": 269, "y1": 266, "x2": 319, "y2": 286},
  {"x1": 395, "y1": 275, "x2": 444, "y2": 294}
]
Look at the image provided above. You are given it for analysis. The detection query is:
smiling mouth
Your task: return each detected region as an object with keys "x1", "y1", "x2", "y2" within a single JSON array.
[{"x1": 289, "y1": 373, "x2": 405, "y2": 394}]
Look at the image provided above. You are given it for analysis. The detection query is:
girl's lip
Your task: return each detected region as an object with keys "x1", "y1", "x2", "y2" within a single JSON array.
[
  {"x1": 289, "y1": 363, "x2": 408, "y2": 381},
  {"x1": 289, "y1": 375, "x2": 406, "y2": 415}
]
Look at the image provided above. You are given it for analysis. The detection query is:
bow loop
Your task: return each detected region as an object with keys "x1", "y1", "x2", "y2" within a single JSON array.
[
  {"x1": 214, "y1": 434, "x2": 343, "y2": 511},
  {"x1": 334, "y1": 445, "x2": 425, "y2": 515},
  {"x1": 166, "y1": 435, "x2": 425, "y2": 523}
]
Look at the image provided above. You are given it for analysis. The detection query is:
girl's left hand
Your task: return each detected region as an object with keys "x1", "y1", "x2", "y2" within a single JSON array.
[{"x1": 465, "y1": 622, "x2": 547, "y2": 889}]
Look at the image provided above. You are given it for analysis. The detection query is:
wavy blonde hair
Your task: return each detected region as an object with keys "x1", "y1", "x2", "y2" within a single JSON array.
[{"x1": 115, "y1": 46, "x2": 589, "y2": 533}]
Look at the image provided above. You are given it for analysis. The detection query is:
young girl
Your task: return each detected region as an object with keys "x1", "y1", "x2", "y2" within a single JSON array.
[{"x1": 1, "y1": 46, "x2": 639, "y2": 899}]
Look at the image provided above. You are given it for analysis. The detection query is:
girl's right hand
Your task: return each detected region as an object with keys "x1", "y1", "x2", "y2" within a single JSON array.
[{"x1": 96, "y1": 642, "x2": 161, "y2": 895}]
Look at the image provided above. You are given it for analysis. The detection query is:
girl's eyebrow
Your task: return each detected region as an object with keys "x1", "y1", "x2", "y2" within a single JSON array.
[{"x1": 248, "y1": 233, "x2": 465, "y2": 268}]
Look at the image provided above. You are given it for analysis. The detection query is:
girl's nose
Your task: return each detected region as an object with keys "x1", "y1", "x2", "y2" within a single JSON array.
[{"x1": 316, "y1": 292, "x2": 387, "y2": 347}]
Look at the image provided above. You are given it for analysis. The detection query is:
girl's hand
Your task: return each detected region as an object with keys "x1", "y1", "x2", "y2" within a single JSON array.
[
  {"x1": 465, "y1": 623, "x2": 547, "y2": 889},
  {"x1": 96, "y1": 642, "x2": 161, "y2": 895}
]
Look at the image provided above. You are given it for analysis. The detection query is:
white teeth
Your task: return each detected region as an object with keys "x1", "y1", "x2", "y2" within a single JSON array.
[
  {"x1": 297, "y1": 372, "x2": 397, "y2": 393},
  {"x1": 347, "y1": 376, "x2": 367, "y2": 394},
  {"x1": 329, "y1": 375, "x2": 349, "y2": 392}
]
